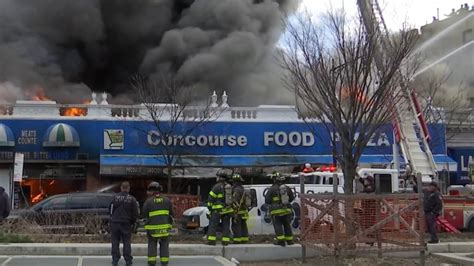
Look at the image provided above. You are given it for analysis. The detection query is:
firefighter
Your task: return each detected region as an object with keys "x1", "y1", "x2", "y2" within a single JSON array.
[
  {"x1": 206, "y1": 170, "x2": 233, "y2": 246},
  {"x1": 424, "y1": 182, "x2": 443, "y2": 244},
  {"x1": 359, "y1": 175, "x2": 376, "y2": 245},
  {"x1": 265, "y1": 172, "x2": 295, "y2": 246},
  {"x1": 302, "y1": 163, "x2": 314, "y2": 173},
  {"x1": 231, "y1": 173, "x2": 250, "y2": 244},
  {"x1": 110, "y1": 181, "x2": 139, "y2": 266},
  {"x1": 142, "y1": 182, "x2": 174, "y2": 266}
]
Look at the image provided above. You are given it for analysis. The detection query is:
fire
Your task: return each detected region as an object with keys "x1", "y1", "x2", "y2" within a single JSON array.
[
  {"x1": 63, "y1": 100, "x2": 90, "y2": 116},
  {"x1": 64, "y1": 107, "x2": 87, "y2": 116},
  {"x1": 25, "y1": 86, "x2": 51, "y2": 101},
  {"x1": 31, "y1": 192, "x2": 47, "y2": 203}
]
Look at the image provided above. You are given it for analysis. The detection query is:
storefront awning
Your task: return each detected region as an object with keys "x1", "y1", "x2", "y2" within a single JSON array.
[
  {"x1": 0, "y1": 123, "x2": 15, "y2": 147},
  {"x1": 43, "y1": 123, "x2": 80, "y2": 147},
  {"x1": 100, "y1": 154, "x2": 457, "y2": 171},
  {"x1": 100, "y1": 154, "x2": 395, "y2": 168}
]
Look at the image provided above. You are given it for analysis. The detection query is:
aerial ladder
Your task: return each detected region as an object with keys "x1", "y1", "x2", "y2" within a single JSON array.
[{"x1": 357, "y1": 0, "x2": 438, "y2": 183}]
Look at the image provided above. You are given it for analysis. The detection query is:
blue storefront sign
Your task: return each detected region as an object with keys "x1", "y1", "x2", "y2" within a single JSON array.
[{"x1": 0, "y1": 119, "x2": 450, "y2": 168}]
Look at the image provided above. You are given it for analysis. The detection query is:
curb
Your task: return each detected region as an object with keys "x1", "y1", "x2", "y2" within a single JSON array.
[
  {"x1": 0, "y1": 243, "x2": 315, "y2": 262},
  {"x1": 427, "y1": 242, "x2": 474, "y2": 254},
  {"x1": 0, "y1": 242, "x2": 472, "y2": 262}
]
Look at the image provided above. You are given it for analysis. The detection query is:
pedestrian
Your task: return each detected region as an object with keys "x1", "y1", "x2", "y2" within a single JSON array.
[
  {"x1": 359, "y1": 175, "x2": 376, "y2": 245},
  {"x1": 231, "y1": 173, "x2": 250, "y2": 244},
  {"x1": 0, "y1": 186, "x2": 10, "y2": 222},
  {"x1": 142, "y1": 182, "x2": 174, "y2": 266},
  {"x1": 206, "y1": 170, "x2": 233, "y2": 246},
  {"x1": 265, "y1": 172, "x2": 295, "y2": 246},
  {"x1": 110, "y1": 181, "x2": 139, "y2": 266},
  {"x1": 411, "y1": 175, "x2": 418, "y2": 194},
  {"x1": 424, "y1": 182, "x2": 443, "y2": 244}
]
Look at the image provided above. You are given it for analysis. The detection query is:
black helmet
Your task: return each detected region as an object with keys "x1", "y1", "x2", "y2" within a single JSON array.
[
  {"x1": 147, "y1": 182, "x2": 160, "y2": 191},
  {"x1": 216, "y1": 169, "x2": 232, "y2": 179},
  {"x1": 270, "y1": 171, "x2": 286, "y2": 182},
  {"x1": 231, "y1": 173, "x2": 244, "y2": 182}
]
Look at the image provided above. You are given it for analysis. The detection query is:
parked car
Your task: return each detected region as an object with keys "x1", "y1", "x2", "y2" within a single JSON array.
[{"x1": 7, "y1": 192, "x2": 114, "y2": 234}]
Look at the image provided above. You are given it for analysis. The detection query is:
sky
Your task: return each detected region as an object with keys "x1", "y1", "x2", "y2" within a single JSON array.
[{"x1": 301, "y1": 0, "x2": 472, "y2": 29}]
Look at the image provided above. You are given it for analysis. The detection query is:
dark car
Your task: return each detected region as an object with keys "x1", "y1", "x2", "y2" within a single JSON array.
[{"x1": 8, "y1": 192, "x2": 115, "y2": 234}]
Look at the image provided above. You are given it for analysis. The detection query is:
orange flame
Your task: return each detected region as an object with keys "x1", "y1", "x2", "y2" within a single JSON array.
[
  {"x1": 64, "y1": 107, "x2": 87, "y2": 116},
  {"x1": 63, "y1": 100, "x2": 90, "y2": 116},
  {"x1": 25, "y1": 86, "x2": 51, "y2": 101},
  {"x1": 31, "y1": 192, "x2": 47, "y2": 203}
]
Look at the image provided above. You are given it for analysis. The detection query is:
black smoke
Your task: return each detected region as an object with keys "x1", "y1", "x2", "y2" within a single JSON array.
[{"x1": 0, "y1": 0, "x2": 299, "y2": 105}]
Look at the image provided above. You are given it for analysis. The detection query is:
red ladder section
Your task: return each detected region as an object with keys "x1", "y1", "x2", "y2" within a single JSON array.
[{"x1": 436, "y1": 217, "x2": 461, "y2": 234}]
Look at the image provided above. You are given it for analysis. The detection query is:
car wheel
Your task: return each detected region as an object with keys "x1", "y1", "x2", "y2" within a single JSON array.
[{"x1": 468, "y1": 218, "x2": 474, "y2": 232}]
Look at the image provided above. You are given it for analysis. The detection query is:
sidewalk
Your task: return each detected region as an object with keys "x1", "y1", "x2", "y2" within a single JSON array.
[
  {"x1": 0, "y1": 255, "x2": 233, "y2": 266},
  {"x1": 0, "y1": 242, "x2": 471, "y2": 262}
]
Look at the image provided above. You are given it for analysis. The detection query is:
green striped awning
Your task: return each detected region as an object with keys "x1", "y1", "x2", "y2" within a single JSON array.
[{"x1": 43, "y1": 123, "x2": 80, "y2": 147}]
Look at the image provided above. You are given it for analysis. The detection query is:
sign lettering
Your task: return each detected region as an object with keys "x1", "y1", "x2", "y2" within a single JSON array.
[
  {"x1": 17, "y1": 130, "x2": 37, "y2": 145},
  {"x1": 147, "y1": 131, "x2": 248, "y2": 147}
]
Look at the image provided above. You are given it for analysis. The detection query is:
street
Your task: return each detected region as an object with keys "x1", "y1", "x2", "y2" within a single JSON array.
[{"x1": 0, "y1": 256, "x2": 234, "y2": 266}]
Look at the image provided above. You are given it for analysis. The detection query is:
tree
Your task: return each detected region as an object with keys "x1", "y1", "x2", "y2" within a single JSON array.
[
  {"x1": 280, "y1": 10, "x2": 418, "y2": 194},
  {"x1": 132, "y1": 74, "x2": 223, "y2": 193}
]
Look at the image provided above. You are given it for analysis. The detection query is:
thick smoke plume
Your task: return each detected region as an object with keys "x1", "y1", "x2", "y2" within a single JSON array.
[{"x1": 0, "y1": 0, "x2": 299, "y2": 105}]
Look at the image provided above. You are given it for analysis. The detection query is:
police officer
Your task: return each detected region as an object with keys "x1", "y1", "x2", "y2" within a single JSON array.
[
  {"x1": 265, "y1": 172, "x2": 295, "y2": 246},
  {"x1": 231, "y1": 173, "x2": 250, "y2": 244},
  {"x1": 424, "y1": 182, "x2": 443, "y2": 244},
  {"x1": 142, "y1": 182, "x2": 174, "y2": 266},
  {"x1": 206, "y1": 170, "x2": 233, "y2": 246},
  {"x1": 110, "y1": 181, "x2": 139, "y2": 266}
]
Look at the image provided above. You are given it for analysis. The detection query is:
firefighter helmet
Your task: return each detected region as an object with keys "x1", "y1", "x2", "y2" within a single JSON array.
[
  {"x1": 270, "y1": 171, "x2": 286, "y2": 182},
  {"x1": 216, "y1": 169, "x2": 233, "y2": 179},
  {"x1": 231, "y1": 173, "x2": 244, "y2": 182},
  {"x1": 147, "y1": 181, "x2": 161, "y2": 191}
]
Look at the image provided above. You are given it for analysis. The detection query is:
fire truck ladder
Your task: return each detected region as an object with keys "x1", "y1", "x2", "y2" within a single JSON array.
[
  {"x1": 436, "y1": 216, "x2": 461, "y2": 234},
  {"x1": 357, "y1": 0, "x2": 438, "y2": 183}
]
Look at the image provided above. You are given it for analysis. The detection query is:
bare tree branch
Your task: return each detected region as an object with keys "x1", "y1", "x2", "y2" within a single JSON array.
[
  {"x1": 280, "y1": 11, "x2": 418, "y2": 194},
  {"x1": 131, "y1": 74, "x2": 223, "y2": 193}
]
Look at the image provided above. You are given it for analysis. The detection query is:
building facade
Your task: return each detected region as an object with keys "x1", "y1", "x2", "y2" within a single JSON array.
[{"x1": 0, "y1": 98, "x2": 455, "y2": 206}]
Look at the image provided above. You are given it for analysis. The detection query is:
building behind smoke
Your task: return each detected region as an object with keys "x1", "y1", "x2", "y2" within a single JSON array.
[{"x1": 416, "y1": 7, "x2": 474, "y2": 183}]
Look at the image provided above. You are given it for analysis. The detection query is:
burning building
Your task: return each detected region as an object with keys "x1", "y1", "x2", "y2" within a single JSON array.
[{"x1": 0, "y1": 92, "x2": 457, "y2": 207}]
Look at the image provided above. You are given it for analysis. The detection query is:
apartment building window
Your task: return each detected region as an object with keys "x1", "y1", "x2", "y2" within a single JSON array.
[{"x1": 463, "y1": 29, "x2": 473, "y2": 43}]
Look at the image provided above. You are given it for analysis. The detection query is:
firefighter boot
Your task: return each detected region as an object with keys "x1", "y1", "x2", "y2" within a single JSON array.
[{"x1": 273, "y1": 239, "x2": 286, "y2": 247}]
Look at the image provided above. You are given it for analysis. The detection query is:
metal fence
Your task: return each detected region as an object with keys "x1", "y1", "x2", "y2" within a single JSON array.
[{"x1": 300, "y1": 193, "x2": 426, "y2": 256}]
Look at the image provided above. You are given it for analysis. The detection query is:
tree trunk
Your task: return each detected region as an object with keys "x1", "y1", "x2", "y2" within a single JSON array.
[
  {"x1": 341, "y1": 156, "x2": 358, "y2": 250},
  {"x1": 167, "y1": 165, "x2": 172, "y2": 193}
]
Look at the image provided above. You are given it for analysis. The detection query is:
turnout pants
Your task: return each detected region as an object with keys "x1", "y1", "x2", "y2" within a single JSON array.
[
  {"x1": 147, "y1": 234, "x2": 169, "y2": 265},
  {"x1": 272, "y1": 214, "x2": 293, "y2": 243},
  {"x1": 232, "y1": 214, "x2": 249, "y2": 243},
  {"x1": 207, "y1": 211, "x2": 232, "y2": 244},
  {"x1": 111, "y1": 222, "x2": 133, "y2": 264},
  {"x1": 425, "y1": 212, "x2": 439, "y2": 242}
]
